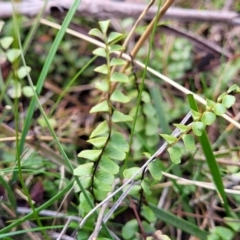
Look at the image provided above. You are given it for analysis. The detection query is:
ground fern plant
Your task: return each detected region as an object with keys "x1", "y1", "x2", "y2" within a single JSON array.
[{"x1": 74, "y1": 20, "x2": 133, "y2": 215}]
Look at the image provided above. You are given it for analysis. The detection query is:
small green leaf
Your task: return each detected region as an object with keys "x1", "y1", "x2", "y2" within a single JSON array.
[
  {"x1": 94, "y1": 64, "x2": 108, "y2": 74},
  {"x1": 213, "y1": 226, "x2": 234, "y2": 240},
  {"x1": 224, "y1": 217, "x2": 240, "y2": 232},
  {"x1": 122, "y1": 219, "x2": 138, "y2": 240},
  {"x1": 213, "y1": 103, "x2": 226, "y2": 116},
  {"x1": 201, "y1": 112, "x2": 216, "y2": 125},
  {"x1": 222, "y1": 95, "x2": 235, "y2": 108},
  {"x1": 87, "y1": 136, "x2": 108, "y2": 148},
  {"x1": 8, "y1": 81, "x2": 22, "y2": 98},
  {"x1": 110, "y1": 90, "x2": 130, "y2": 103},
  {"x1": 227, "y1": 84, "x2": 240, "y2": 93},
  {"x1": 99, "y1": 155, "x2": 119, "y2": 174},
  {"x1": 141, "y1": 206, "x2": 157, "y2": 222},
  {"x1": 112, "y1": 110, "x2": 133, "y2": 122},
  {"x1": 17, "y1": 66, "x2": 31, "y2": 79},
  {"x1": 92, "y1": 47, "x2": 106, "y2": 57},
  {"x1": 191, "y1": 109, "x2": 202, "y2": 120},
  {"x1": 167, "y1": 147, "x2": 182, "y2": 164},
  {"x1": 79, "y1": 191, "x2": 94, "y2": 214},
  {"x1": 148, "y1": 160, "x2": 162, "y2": 180},
  {"x1": 141, "y1": 179, "x2": 152, "y2": 195},
  {"x1": 94, "y1": 177, "x2": 112, "y2": 191},
  {"x1": 99, "y1": 20, "x2": 110, "y2": 34},
  {"x1": 74, "y1": 176, "x2": 92, "y2": 192},
  {"x1": 94, "y1": 79, "x2": 109, "y2": 92},
  {"x1": 109, "y1": 132, "x2": 129, "y2": 152},
  {"x1": 143, "y1": 152, "x2": 151, "y2": 158},
  {"x1": 107, "y1": 32, "x2": 123, "y2": 43},
  {"x1": 217, "y1": 92, "x2": 227, "y2": 102},
  {"x1": 89, "y1": 28, "x2": 104, "y2": 39},
  {"x1": 0, "y1": 36, "x2": 13, "y2": 49},
  {"x1": 22, "y1": 86, "x2": 36, "y2": 98},
  {"x1": 90, "y1": 121, "x2": 108, "y2": 138},
  {"x1": 206, "y1": 99, "x2": 216, "y2": 110},
  {"x1": 160, "y1": 134, "x2": 177, "y2": 144},
  {"x1": 73, "y1": 163, "x2": 94, "y2": 176},
  {"x1": 109, "y1": 44, "x2": 125, "y2": 52},
  {"x1": 110, "y1": 58, "x2": 127, "y2": 66},
  {"x1": 78, "y1": 150, "x2": 101, "y2": 161},
  {"x1": 111, "y1": 72, "x2": 129, "y2": 83},
  {"x1": 182, "y1": 134, "x2": 196, "y2": 151},
  {"x1": 90, "y1": 100, "x2": 109, "y2": 113},
  {"x1": 173, "y1": 123, "x2": 189, "y2": 132},
  {"x1": 95, "y1": 169, "x2": 114, "y2": 185},
  {"x1": 104, "y1": 143, "x2": 126, "y2": 161},
  {"x1": 123, "y1": 167, "x2": 141, "y2": 180},
  {"x1": 93, "y1": 188, "x2": 109, "y2": 201},
  {"x1": 6, "y1": 48, "x2": 21, "y2": 63},
  {"x1": 192, "y1": 121, "x2": 205, "y2": 136}
]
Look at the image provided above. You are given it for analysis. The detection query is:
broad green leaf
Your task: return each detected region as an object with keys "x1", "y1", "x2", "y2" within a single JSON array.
[
  {"x1": 94, "y1": 79, "x2": 108, "y2": 92},
  {"x1": 74, "y1": 176, "x2": 91, "y2": 191},
  {"x1": 227, "y1": 84, "x2": 240, "y2": 93},
  {"x1": 224, "y1": 217, "x2": 240, "y2": 232},
  {"x1": 206, "y1": 99, "x2": 216, "y2": 110},
  {"x1": 22, "y1": 86, "x2": 35, "y2": 98},
  {"x1": 90, "y1": 121, "x2": 108, "y2": 138},
  {"x1": 89, "y1": 28, "x2": 104, "y2": 39},
  {"x1": 107, "y1": 32, "x2": 123, "y2": 43},
  {"x1": 0, "y1": 36, "x2": 13, "y2": 49},
  {"x1": 93, "y1": 177, "x2": 112, "y2": 191},
  {"x1": 110, "y1": 90, "x2": 130, "y2": 103},
  {"x1": 78, "y1": 150, "x2": 101, "y2": 161},
  {"x1": 6, "y1": 48, "x2": 21, "y2": 63},
  {"x1": 167, "y1": 147, "x2": 182, "y2": 164},
  {"x1": 99, "y1": 155, "x2": 119, "y2": 174},
  {"x1": 109, "y1": 44, "x2": 125, "y2": 52},
  {"x1": 92, "y1": 47, "x2": 106, "y2": 57},
  {"x1": 103, "y1": 143, "x2": 126, "y2": 161},
  {"x1": 122, "y1": 219, "x2": 138, "y2": 240},
  {"x1": 99, "y1": 20, "x2": 110, "y2": 34},
  {"x1": 90, "y1": 100, "x2": 109, "y2": 113},
  {"x1": 112, "y1": 110, "x2": 133, "y2": 122},
  {"x1": 213, "y1": 103, "x2": 226, "y2": 116},
  {"x1": 123, "y1": 167, "x2": 141, "y2": 180},
  {"x1": 222, "y1": 95, "x2": 235, "y2": 108},
  {"x1": 182, "y1": 134, "x2": 196, "y2": 151},
  {"x1": 213, "y1": 226, "x2": 234, "y2": 240},
  {"x1": 143, "y1": 102, "x2": 156, "y2": 117},
  {"x1": 160, "y1": 134, "x2": 177, "y2": 144},
  {"x1": 95, "y1": 169, "x2": 114, "y2": 185},
  {"x1": 192, "y1": 121, "x2": 205, "y2": 136},
  {"x1": 173, "y1": 123, "x2": 189, "y2": 132},
  {"x1": 111, "y1": 72, "x2": 129, "y2": 83},
  {"x1": 143, "y1": 152, "x2": 151, "y2": 158},
  {"x1": 93, "y1": 188, "x2": 108, "y2": 201},
  {"x1": 217, "y1": 92, "x2": 227, "y2": 102},
  {"x1": 141, "y1": 179, "x2": 152, "y2": 195},
  {"x1": 8, "y1": 81, "x2": 21, "y2": 98},
  {"x1": 141, "y1": 206, "x2": 156, "y2": 223},
  {"x1": 109, "y1": 132, "x2": 129, "y2": 152},
  {"x1": 17, "y1": 66, "x2": 31, "y2": 79},
  {"x1": 73, "y1": 163, "x2": 94, "y2": 176},
  {"x1": 148, "y1": 160, "x2": 162, "y2": 180},
  {"x1": 79, "y1": 191, "x2": 94, "y2": 214},
  {"x1": 191, "y1": 109, "x2": 201, "y2": 121},
  {"x1": 94, "y1": 64, "x2": 108, "y2": 74},
  {"x1": 87, "y1": 136, "x2": 108, "y2": 148},
  {"x1": 201, "y1": 112, "x2": 216, "y2": 126},
  {"x1": 110, "y1": 58, "x2": 127, "y2": 66}
]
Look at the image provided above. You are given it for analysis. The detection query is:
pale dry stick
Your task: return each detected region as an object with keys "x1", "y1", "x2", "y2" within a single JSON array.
[
  {"x1": 161, "y1": 172, "x2": 240, "y2": 195},
  {"x1": 110, "y1": 0, "x2": 155, "y2": 76},
  {"x1": 79, "y1": 111, "x2": 192, "y2": 228},
  {"x1": 39, "y1": 18, "x2": 240, "y2": 130},
  {"x1": 57, "y1": 218, "x2": 72, "y2": 240}
]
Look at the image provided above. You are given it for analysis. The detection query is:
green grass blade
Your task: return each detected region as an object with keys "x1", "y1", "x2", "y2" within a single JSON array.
[
  {"x1": 19, "y1": 0, "x2": 83, "y2": 154},
  {"x1": 149, "y1": 85, "x2": 170, "y2": 134},
  {"x1": 188, "y1": 94, "x2": 230, "y2": 215},
  {"x1": 149, "y1": 202, "x2": 209, "y2": 239}
]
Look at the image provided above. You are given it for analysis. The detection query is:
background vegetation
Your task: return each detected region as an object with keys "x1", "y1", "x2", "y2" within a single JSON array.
[{"x1": 0, "y1": 0, "x2": 240, "y2": 239}]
